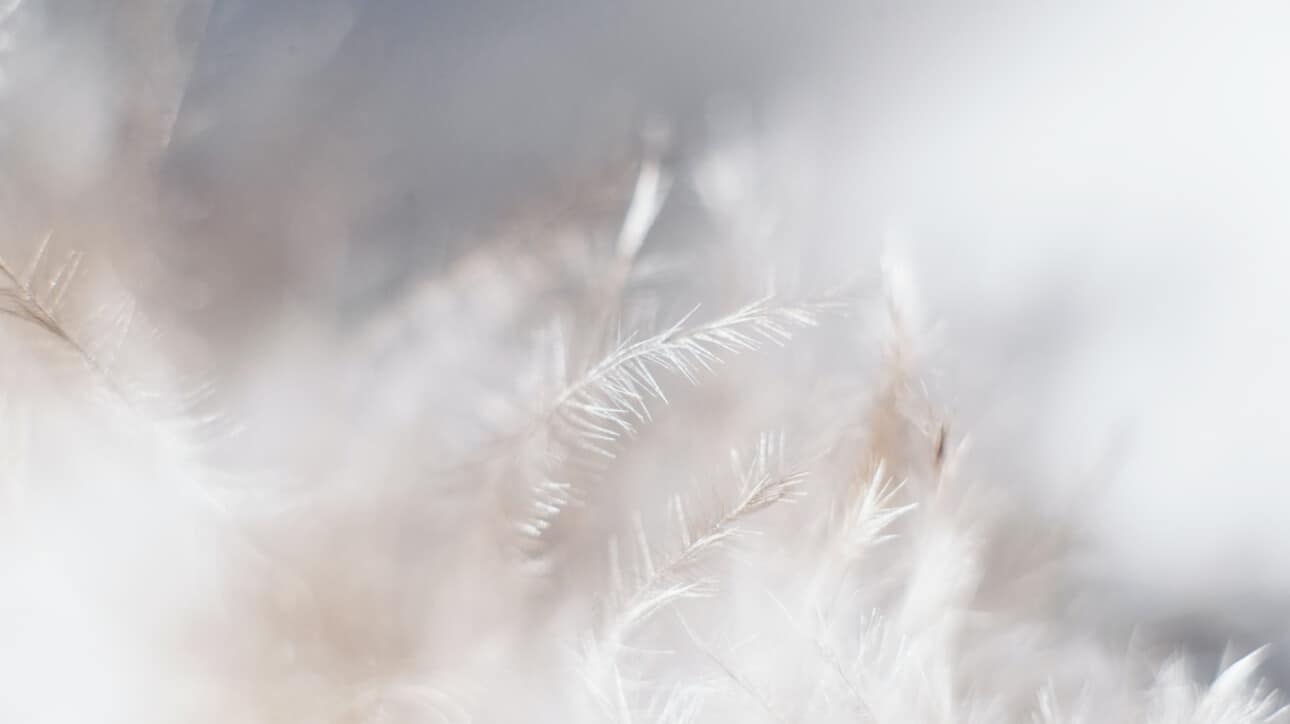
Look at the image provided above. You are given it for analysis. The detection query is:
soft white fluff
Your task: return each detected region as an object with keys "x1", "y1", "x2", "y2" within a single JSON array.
[{"x1": 2, "y1": 2, "x2": 1288, "y2": 723}]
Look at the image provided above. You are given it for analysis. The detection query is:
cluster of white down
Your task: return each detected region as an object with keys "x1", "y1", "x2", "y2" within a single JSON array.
[
  {"x1": 0, "y1": 227, "x2": 1284, "y2": 723},
  {"x1": 3, "y1": 1, "x2": 1290, "y2": 723}
]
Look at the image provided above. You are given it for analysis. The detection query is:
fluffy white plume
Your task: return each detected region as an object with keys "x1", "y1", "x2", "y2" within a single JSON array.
[{"x1": 2, "y1": 2, "x2": 1288, "y2": 723}]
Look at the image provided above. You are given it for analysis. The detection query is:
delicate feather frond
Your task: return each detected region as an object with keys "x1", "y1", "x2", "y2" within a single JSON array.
[
  {"x1": 1147, "y1": 648, "x2": 1289, "y2": 724},
  {"x1": 0, "y1": 243, "x2": 129, "y2": 400},
  {"x1": 549, "y1": 296, "x2": 835, "y2": 455},
  {"x1": 841, "y1": 462, "x2": 916, "y2": 556},
  {"x1": 509, "y1": 297, "x2": 838, "y2": 566},
  {"x1": 587, "y1": 435, "x2": 806, "y2": 683}
]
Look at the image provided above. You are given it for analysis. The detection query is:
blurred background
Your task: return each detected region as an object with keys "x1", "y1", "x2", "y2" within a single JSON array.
[{"x1": 4, "y1": 0, "x2": 1290, "y2": 693}]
